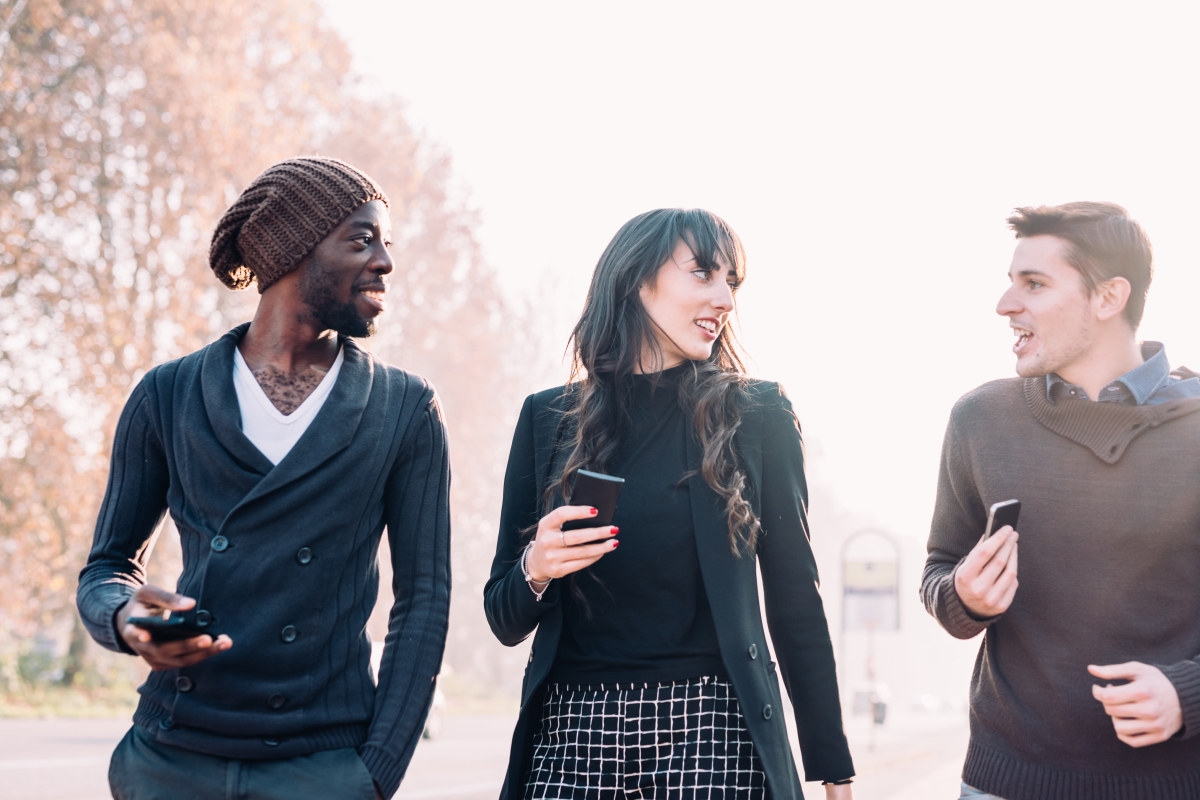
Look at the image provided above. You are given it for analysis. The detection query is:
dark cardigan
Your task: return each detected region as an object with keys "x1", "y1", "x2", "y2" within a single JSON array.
[
  {"x1": 483, "y1": 379, "x2": 854, "y2": 799},
  {"x1": 77, "y1": 324, "x2": 451, "y2": 799}
]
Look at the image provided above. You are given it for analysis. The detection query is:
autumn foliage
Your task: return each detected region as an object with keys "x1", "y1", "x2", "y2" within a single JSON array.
[{"x1": 0, "y1": 0, "x2": 535, "y2": 695}]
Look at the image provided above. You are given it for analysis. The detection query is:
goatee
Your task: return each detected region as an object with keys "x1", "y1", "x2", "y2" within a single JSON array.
[{"x1": 298, "y1": 257, "x2": 376, "y2": 338}]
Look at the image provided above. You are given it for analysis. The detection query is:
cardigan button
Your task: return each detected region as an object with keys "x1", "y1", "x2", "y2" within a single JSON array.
[
  {"x1": 748, "y1": 644, "x2": 758, "y2": 660},
  {"x1": 267, "y1": 693, "x2": 287, "y2": 710},
  {"x1": 280, "y1": 625, "x2": 298, "y2": 643},
  {"x1": 296, "y1": 547, "x2": 313, "y2": 565},
  {"x1": 175, "y1": 676, "x2": 194, "y2": 693},
  {"x1": 762, "y1": 704, "x2": 773, "y2": 720},
  {"x1": 211, "y1": 536, "x2": 229, "y2": 553},
  {"x1": 262, "y1": 738, "x2": 280, "y2": 747},
  {"x1": 195, "y1": 610, "x2": 212, "y2": 627},
  {"x1": 159, "y1": 718, "x2": 175, "y2": 731}
]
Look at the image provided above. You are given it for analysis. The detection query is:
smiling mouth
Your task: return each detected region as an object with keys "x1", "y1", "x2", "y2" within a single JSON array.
[
  {"x1": 1012, "y1": 327, "x2": 1033, "y2": 354},
  {"x1": 358, "y1": 288, "x2": 387, "y2": 312},
  {"x1": 695, "y1": 319, "x2": 718, "y2": 338}
]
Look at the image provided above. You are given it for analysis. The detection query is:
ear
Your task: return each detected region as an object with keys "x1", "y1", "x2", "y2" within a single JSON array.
[{"x1": 1093, "y1": 276, "x2": 1132, "y2": 324}]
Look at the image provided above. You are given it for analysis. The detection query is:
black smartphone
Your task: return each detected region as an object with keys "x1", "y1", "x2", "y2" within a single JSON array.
[
  {"x1": 561, "y1": 469, "x2": 625, "y2": 532},
  {"x1": 983, "y1": 499, "x2": 1021, "y2": 539},
  {"x1": 126, "y1": 614, "x2": 211, "y2": 642}
]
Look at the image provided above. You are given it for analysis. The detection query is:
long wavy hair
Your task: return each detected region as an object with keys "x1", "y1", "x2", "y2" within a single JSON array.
[{"x1": 546, "y1": 208, "x2": 760, "y2": 554}]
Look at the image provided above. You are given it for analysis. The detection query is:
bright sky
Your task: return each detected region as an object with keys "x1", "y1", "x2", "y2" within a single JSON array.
[{"x1": 320, "y1": 0, "x2": 1200, "y2": 542}]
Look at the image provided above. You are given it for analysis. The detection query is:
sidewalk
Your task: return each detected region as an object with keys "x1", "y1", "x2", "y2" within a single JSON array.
[
  {"x1": 829, "y1": 711, "x2": 968, "y2": 800},
  {"x1": 0, "y1": 710, "x2": 967, "y2": 800}
]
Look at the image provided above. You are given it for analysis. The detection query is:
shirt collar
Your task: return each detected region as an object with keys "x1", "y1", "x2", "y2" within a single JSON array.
[{"x1": 1046, "y1": 342, "x2": 1171, "y2": 406}]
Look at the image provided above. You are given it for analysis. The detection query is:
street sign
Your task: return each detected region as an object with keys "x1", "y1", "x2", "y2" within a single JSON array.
[
  {"x1": 841, "y1": 530, "x2": 899, "y2": 632},
  {"x1": 843, "y1": 560, "x2": 899, "y2": 631}
]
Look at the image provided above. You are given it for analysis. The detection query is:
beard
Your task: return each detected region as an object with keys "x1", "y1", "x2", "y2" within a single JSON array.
[{"x1": 298, "y1": 255, "x2": 377, "y2": 338}]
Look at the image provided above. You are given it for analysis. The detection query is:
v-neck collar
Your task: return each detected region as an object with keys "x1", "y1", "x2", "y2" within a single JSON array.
[
  {"x1": 232, "y1": 344, "x2": 345, "y2": 426},
  {"x1": 201, "y1": 323, "x2": 374, "y2": 501}
]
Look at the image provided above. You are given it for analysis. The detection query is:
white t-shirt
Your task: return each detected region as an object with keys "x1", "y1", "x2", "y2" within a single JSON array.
[{"x1": 232, "y1": 345, "x2": 345, "y2": 465}]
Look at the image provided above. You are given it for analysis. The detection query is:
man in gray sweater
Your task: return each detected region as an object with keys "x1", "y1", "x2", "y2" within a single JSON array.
[{"x1": 922, "y1": 202, "x2": 1200, "y2": 800}]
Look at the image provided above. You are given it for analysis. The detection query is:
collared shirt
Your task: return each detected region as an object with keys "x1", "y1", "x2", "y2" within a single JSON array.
[{"x1": 1047, "y1": 341, "x2": 1200, "y2": 406}]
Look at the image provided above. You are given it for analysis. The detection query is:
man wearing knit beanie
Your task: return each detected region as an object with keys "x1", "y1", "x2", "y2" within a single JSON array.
[{"x1": 78, "y1": 157, "x2": 451, "y2": 800}]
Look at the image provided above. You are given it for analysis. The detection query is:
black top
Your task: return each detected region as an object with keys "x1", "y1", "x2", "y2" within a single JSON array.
[
  {"x1": 76, "y1": 324, "x2": 451, "y2": 799},
  {"x1": 485, "y1": 378, "x2": 855, "y2": 799},
  {"x1": 549, "y1": 365, "x2": 725, "y2": 684}
]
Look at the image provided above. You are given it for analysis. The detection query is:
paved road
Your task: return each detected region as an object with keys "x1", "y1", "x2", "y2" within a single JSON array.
[{"x1": 0, "y1": 712, "x2": 966, "y2": 800}]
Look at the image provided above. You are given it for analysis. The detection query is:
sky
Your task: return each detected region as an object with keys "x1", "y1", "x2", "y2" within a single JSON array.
[{"x1": 319, "y1": 0, "x2": 1200, "y2": 544}]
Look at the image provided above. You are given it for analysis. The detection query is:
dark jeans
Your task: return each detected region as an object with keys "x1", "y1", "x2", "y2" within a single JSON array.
[{"x1": 109, "y1": 725, "x2": 376, "y2": 800}]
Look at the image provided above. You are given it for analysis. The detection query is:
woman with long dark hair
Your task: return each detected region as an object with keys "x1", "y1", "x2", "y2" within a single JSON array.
[{"x1": 484, "y1": 209, "x2": 854, "y2": 799}]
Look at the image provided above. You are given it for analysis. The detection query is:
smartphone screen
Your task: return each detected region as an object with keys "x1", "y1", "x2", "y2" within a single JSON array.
[
  {"x1": 983, "y1": 499, "x2": 1021, "y2": 539},
  {"x1": 561, "y1": 469, "x2": 625, "y2": 532}
]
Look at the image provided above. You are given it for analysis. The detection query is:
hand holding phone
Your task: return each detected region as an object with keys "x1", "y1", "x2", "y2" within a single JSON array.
[
  {"x1": 117, "y1": 584, "x2": 232, "y2": 671},
  {"x1": 954, "y1": 499, "x2": 1021, "y2": 618},
  {"x1": 525, "y1": 470, "x2": 625, "y2": 584}
]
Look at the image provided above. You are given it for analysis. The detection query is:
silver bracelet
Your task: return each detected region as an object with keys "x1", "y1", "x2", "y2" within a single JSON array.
[{"x1": 521, "y1": 543, "x2": 551, "y2": 601}]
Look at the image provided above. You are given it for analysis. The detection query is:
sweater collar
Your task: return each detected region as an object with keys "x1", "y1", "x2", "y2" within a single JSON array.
[
  {"x1": 202, "y1": 323, "x2": 375, "y2": 498},
  {"x1": 1023, "y1": 376, "x2": 1200, "y2": 464},
  {"x1": 1045, "y1": 341, "x2": 1173, "y2": 405}
]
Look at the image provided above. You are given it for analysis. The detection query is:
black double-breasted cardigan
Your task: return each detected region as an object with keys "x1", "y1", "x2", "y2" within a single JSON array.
[
  {"x1": 77, "y1": 324, "x2": 450, "y2": 798},
  {"x1": 483, "y1": 379, "x2": 854, "y2": 799}
]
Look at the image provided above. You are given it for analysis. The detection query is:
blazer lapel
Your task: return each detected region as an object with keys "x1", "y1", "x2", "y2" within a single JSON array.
[
  {"x1": 686, "y1": 433, "x2": 756, "y2": 586},
  {"x1": 235, "y1": 337, "x2": 374, "y2": 506},
  {"x1": 201, "y1": 324, "x2": 275, "y2": 476}
]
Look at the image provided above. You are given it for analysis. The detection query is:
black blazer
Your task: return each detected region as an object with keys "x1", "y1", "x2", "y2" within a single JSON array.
[{"x1": 483, "y1": 379, "x2": 854, "y2": 799}]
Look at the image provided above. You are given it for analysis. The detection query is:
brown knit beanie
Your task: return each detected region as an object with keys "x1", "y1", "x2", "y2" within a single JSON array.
[{"x1": 209, "y1": 157, "x2": 389, "y2": 292}]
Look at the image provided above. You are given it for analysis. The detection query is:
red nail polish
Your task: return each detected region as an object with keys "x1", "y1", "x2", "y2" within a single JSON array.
[
  {"x1": 610, "y1": 527, "x2": 619, "y2": 535},
  {"x1": 590, "y1": 507, "x2": 598, "y2": 515},
  {"x1": 612, "y1": 540, "x2": 619, "y2": 548}
]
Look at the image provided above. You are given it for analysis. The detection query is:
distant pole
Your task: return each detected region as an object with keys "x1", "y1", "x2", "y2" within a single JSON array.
[
  {"x1": 840, "y1": 528, "x2": 900, "y2": 739},
  {"x1": 866, "y1": 622, "x2": 876, "y2": 751}
]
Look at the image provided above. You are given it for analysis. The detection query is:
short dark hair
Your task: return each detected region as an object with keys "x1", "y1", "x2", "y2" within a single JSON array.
[{"x1": 1007, "y1": 201, "x2": 1153, "y2": 327}]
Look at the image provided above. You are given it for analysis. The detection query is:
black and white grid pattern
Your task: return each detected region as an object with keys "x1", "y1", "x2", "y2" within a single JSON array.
[{"x1": 525, "y1": 676, "x2": 767, "y2": 800}]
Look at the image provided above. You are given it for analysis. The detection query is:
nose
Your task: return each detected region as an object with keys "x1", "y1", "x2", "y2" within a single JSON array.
[
  {"x1": 996, "y1": 283, "x2": 1020, "y2": 317},
  {"x1": 712, "y1": 279, "x2": 734, "y2": 312},
  {"x1": 371, "y1": 242, "x2": 394, "y2": 276}
]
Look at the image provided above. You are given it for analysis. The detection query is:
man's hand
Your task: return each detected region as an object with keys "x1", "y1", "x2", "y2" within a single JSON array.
[
  {"x1": 954, "y1": 525, "x2": 1018, "y2": 618},
  {"x1": 116, "y1": 584, "x2": 232, "y2": 671},
  {"x1": 1089, "y1": 662, "x2": 1183, "y2": 747}
]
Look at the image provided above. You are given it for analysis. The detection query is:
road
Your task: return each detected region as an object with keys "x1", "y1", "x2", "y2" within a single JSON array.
[{"x1": 0, "y1": 711, "x2": 967, "y2": 800}]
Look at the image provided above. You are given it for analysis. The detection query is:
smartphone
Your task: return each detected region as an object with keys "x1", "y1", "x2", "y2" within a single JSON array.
[
  {"x1": 561, "y1": 469, "x2": 625, "y2": 532},
  {"x1": 126, "y1": 614, "x2": 211, "y2": 642},
  {"x1": 983, "y1": 499, "x2": 1021, "y2": 539}
]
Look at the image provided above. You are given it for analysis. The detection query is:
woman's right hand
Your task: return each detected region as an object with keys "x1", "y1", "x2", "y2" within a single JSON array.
[{"x1": 525, "y1": 505, "x2": 619, "y2": 583}]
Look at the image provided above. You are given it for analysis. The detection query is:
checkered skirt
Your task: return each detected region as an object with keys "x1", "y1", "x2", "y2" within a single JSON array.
[{"x1": 525, "y1": 676, "x2": 767, "y2": 800}]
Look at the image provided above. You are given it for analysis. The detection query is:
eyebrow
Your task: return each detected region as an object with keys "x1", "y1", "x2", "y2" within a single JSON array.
[
  {"x1": 1012, "y1": 269, "x2": 1051, "y2": 279},
  {"x1": 346, "y1": 219, "x2": 383, "y2": 233}
]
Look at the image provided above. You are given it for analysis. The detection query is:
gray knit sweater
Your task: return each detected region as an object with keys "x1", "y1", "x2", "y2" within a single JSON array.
[{"x1": 922, "y1": 376, "x2": 1200, "y2": 800}]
